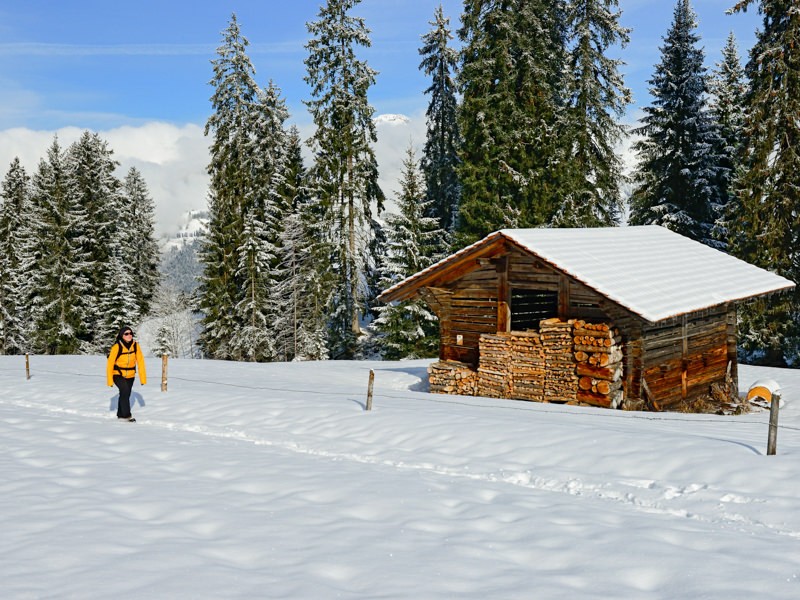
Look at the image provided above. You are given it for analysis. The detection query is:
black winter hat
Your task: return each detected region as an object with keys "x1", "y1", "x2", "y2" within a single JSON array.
[{"x1": 117, "y1": 325, "x2": 134, "y2": 342}]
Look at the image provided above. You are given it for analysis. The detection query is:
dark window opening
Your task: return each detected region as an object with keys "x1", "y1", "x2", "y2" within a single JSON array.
[
  {"x1": 511, "y1": 289, "x2": 558, "y2": 330},
  {"x1": 570, "y1": 299, "x2": 606, "y2": 321}
]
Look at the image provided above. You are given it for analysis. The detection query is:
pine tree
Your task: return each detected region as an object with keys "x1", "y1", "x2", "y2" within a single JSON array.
[
  {"x1": 629, "y1": 0, "x2": 724, "y2": 246},
  {"x1": 372, "y1": 147, "x2": 443, "y2": 359},
  {"x1": 279, "y1": 200, "x2": 333, "y2": 361},
  {"x1": 120, "y1": 167, "x2": 161, "y2": 319},
  {"x1": 229, "y1": 209, "x2": 277, "y2": 361},
  {"x1": 304, "y1": 0, "x2": 385, "y2": 358},
  {"x1": 28, "y1": 137, "x2": 92, "y2": 354},
  {"x1": 708, "y1": 32, "x2": 747, "y2": 250},
  {"x1": 96, "y1": 244, "x2": 140, "y2": 341},
  {"x1": 456, "y1": 0, "x2": 568, "y2": 245},
  {"x1": 553, "y1": 0, "x2": 631, "y2": 227},
  {"x1": 199, "y1": 14, "x2": 289, "y2": 360},
  {"x1": 275, "y1": 127, "x2": 331, "y2": 361},
  {"x1": 419, "y1": 4, "x2": 461, "y2": 238},
  {"x1": 729, "y1": 0, "x2": 800, "y2": 366},
  {"x1": 0, "y1": 158, "x2": 33, "y2": 354},
  {"x1": 66, "y1": 131, "x2": 123, "y2": 349},
  {"x1": 200, "y1": 14, "x2": 259, "y2": 359}
]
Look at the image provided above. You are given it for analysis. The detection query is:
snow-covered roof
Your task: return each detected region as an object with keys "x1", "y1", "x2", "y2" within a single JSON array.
[{"x1": 380, "y1": 225, "x2": 796, "y2": 323}]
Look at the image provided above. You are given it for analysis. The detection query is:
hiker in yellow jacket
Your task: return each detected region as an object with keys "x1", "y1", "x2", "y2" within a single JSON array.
[{"x1": 106, "y1": 325, "x2": 147, "y2": 422}]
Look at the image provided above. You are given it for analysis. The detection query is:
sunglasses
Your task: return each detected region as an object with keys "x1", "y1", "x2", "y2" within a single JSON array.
[{"x1": 122, "y1": 331, "x2": 133, "y2": 337}]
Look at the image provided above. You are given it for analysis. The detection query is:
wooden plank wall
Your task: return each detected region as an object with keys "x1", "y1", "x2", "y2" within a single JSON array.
[
  {"x1": 438, "y1": 262, "x2": 499, "y2": 366},
  {"x1": 641, "y1": 306, "x2": 732, "y2": 410},
  {"x1": 507, "y1": 250, "x2": 562, "y2": 293}
]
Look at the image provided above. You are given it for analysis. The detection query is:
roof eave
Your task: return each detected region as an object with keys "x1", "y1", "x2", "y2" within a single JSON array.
[{"x1": 377, "y1": 231, "x2": 510, "y2": 303}]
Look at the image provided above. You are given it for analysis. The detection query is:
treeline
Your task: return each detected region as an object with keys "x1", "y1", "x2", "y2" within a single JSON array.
[{"x1": 0, "y1": 133, "x2": 160, "y2": 355}]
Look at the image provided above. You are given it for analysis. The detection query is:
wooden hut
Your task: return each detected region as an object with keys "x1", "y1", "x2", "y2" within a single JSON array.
[{"x1": 378, "y1": 226, "x2": 795, "y2": 412}]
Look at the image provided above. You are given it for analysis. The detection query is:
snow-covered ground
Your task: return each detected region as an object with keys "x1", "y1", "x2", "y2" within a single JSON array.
[{"x1": 2, "y1": 356, "x2": 799, "y2": 599}]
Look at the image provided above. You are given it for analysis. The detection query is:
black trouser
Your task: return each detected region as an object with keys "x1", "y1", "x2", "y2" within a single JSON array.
[{"x1": 113, "y1": 375, "x2": 135, "y2": 418}]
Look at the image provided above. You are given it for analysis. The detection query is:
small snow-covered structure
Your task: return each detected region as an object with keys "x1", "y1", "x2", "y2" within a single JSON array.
[{"x1": 378, "y1": 226, "x2": 795, "y2": 411}]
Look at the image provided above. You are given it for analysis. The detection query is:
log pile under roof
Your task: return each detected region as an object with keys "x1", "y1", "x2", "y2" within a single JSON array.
[
  {"x1": 427, "y1": 318, "x2": 626, "y2": 408},
  {"x1": 573, "y1": 320, "x2": 624, "y2": 409},
  {"x1": 509, "y1": 331, "x2": 546, "y2": 401},
  {"x1": 477, "y1": 334, "x2": 513, "y2": 398},
  {"x1": 540, "y1": 318, "x2": 579, "y2": 404}
]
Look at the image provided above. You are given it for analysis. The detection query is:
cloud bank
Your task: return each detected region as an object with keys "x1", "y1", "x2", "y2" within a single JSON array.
[
  {"x1": 2, "y1": 111, "x2": 639, "y2": 239},
  {"x1": 0, "y1": 113, "x2": 431, "y2": 239}
]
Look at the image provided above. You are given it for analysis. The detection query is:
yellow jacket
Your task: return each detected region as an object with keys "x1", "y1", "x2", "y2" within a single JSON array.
[{"x1": 107, "y1": 341, "x2": 147, "y2": 386}]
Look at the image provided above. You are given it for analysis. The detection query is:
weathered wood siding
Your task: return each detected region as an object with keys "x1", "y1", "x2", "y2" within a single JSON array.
[
  {"x1": 640, "y1": 306, "x2": 733, "y2": 410},
  {"x1": 436, "y1": 262, "x2": 499, "y2": 366}
]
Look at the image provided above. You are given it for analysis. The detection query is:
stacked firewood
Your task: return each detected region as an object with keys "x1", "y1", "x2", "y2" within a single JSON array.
[
  {"x1": 428, "y1": 360, "x2": 477, "y2": 395},
  {"x1": 540, "y1": 318, "x2": 578, "y2": 403},
  {"x1": 427, "y1": 319, "x2": 626, "y2": 410},
  {"x1": 509, "y1": 331, "x2": 546, "y2": 401},
  {"x1": 477, "y1": 334, "x2": 513, "y2": 398},
  {"x1": 572, "y1": 320, "x2": 624, "y2": 408}
]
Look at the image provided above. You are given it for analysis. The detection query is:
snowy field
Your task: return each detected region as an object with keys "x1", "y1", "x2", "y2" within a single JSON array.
[{"x1": 1, "y1": 355, "x2": 799, "y2": 599}]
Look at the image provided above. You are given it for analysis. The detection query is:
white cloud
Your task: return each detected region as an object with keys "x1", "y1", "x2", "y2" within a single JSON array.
[{"x1": 0, "y1": 113, "x2": 427, "y2": 238}]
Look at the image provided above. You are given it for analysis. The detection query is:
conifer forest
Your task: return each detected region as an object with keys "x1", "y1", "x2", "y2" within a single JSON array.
[{"x1": 1, "y1": 0, "x2": 798, "y2": 366}]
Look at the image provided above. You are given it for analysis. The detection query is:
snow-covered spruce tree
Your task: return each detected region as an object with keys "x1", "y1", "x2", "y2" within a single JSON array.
[
  {"x1": 28, "y1": 137, "x2": 92, "y2": 354},
  {"x1": 199, "y1": 14, "x2": 288, "y2": 361},
  {"x1": 199, "y1": 14, "x2": 259, "y2": 359},
  {"x1": 229, "y1": 209, "x2": 277, "y2": 361},
  {"x1": 372, "y1": 147, "x2": 443, "y2": 360},
  {"x1": 629, "y1": 0, "x2": 724, "y2": 246},
  {"x1": 729, "y1": 0, "x2": 800, "y2": 366},
  {"x1": 274, "y1": 127, "x2": 307, "y2": 361},
  {"x1": 120, "y1": 167, "x2": 160, "y2": 319},
  {"x1": 708, "y1": 32, "x2": 747, "y2": 249},
  {"x1": 304, "y1": 0, "x2": 385, "y2": 359},
  {"x1": 151, "y1": 324, "x2": 173, "y2": 359},
  {"x1": 226, "y1": 81, "x2": 289, "y2": 362},
  {"x1": 280, "y1": 200, "x2": 333, "y2": 361},
  {"x1": 419, "y1": 4, "x2": 461, "y2": 240},
  {"x1": 0, "y1": 158, "x2": 33, "y2": 354},
  {"x1": 66, "y1": 131, "x2": 123, "y2": 350},
  {"x1": 456, "y1": 0, "x2": 568, "y2": 245},
  {"x1": 553, "y1": 0, "x2": 631, "y2": 227},
  {"x1": 94, "y1": 167, "x2": 153, "y2": 344},
  {"x1": 96, "y1": 242, "x2": 140, "y2": 343},
  {"x1": 275, "y1": 127, "x2": 331, "y2": 361}
]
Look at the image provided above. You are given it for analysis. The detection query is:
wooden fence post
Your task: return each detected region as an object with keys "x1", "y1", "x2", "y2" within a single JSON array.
[
  {"x1": 25, "y1": 353, "x2": 30, "y2": 380},
  {"x1": 767, "y1": 393, "x2": 780, "y2": 456},
  {"x1": 161, "y1": 354, "x2": 168, "y2": 392},
  {"x1": 366, "y1": 369, "x2": 375, "y2": 411}
]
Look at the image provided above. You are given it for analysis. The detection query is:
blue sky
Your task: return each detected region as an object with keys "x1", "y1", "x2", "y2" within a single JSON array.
[
  {"x1": 0, "y1": 0, "x2": 762, "y2": 130},
  {"x1": 0, "y1": 0, "x2": 762, "y2": 234}
]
